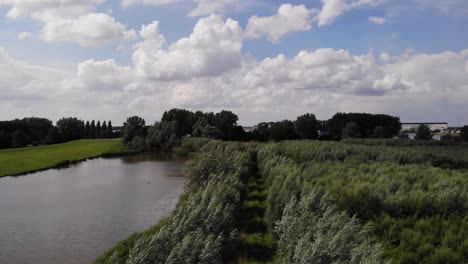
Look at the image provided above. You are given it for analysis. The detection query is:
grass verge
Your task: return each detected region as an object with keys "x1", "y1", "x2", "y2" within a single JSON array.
[{"x1": 0, "y1": 139, "x2": 127, "y2": 177}]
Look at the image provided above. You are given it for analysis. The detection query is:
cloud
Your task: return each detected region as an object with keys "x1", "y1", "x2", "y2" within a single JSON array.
[
  {"x1": 132, "y1": 15, "x2": 243, "y2": 80},
  {"x1": 316, "y1": 0, "x2": 381, "y2": 26},
  {"x1": 383, "y1": 50, "x2": 468, "y2": 102},
  {"x1": 243, "y1": 48, "x2": 406, "y2": 96},
  {"x1": 0, "y1": 47, "x2": 72, "y2": 106},
  {"x1": 368, "y1": 16, "x2": 385, "y2": 24},
  {"x1": 40, "y1": 13, "x2": 137, "y2": 47},
  {"x1": 120, "y1": 0, "x2": 257, "y2": 16},
  {"x1": 17, "y1": 32, "x2": 33, "y2": 40},
  {"x1": 0, "y1": 0, "x2": 104, "y2": 21},
  {"x1": 76, "y1": 59, "x2": 134, "y2": 90},
  {"x1": 1, "y1": 14, "x2": 468, "y2": 125},
  {"x1": 1, "y1": 0, "x2": 136, "y2": 47},
  {"x1": 245, "y1": 4, "x2": 314, "y2": 43},
  {"x1": 189, "y1": 0, "x2": 238, "y2": 17},
  {"x1": 121, "y1": 0, "x2": 180, "y2": 8}
]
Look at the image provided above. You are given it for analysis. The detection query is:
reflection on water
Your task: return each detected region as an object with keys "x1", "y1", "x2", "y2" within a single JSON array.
[
  {"x1": 122, "y1": 152, "x2": 187, "y2": 163},
  {"x1": 0, "y1": 153, "x2": 186, "y2": 264}
]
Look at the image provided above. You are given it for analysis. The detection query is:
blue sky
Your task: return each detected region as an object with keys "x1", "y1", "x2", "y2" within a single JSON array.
[{"x1": 1, "y1": 0, "x2": 467, "y2": 125}]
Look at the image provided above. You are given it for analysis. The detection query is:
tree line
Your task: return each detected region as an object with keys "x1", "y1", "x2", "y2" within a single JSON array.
[
  {"x1": 122, "y1": 109, "x2": 246, "y2": 151},
  {"x1": 0, "y1": 117, "x2": 115, "y2": 149},
  {"x1": 3, "y1": 110, "x2": 467, "y2": 150},
  {"x1": 121, "y1": 110, "x2": 408, "y2": 151}
]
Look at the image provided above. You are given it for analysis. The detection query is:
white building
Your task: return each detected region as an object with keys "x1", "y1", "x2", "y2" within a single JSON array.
[{"x1": 401, "y1": 123, "x2": 448, "y2": 133}]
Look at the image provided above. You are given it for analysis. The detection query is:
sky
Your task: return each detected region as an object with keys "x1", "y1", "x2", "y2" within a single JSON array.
[{"x1": 0, "y1": 0, "x2": 467, "y2": 126}]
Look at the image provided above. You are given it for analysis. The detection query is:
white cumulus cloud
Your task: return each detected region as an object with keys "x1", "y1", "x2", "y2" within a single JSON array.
[
  {"x1": 316, "y1": 0, "x2": 381, "y2": 27},
  {"x1": 1, "y1": 16, "x2": 468, "y2": 125},
  {"x1": 245, "y1": 4, "x2": 314, "y2": 43},
  {"x1": 132, "y1": 15, "x2": 243, "y2": 80},
  {"x1": 1, "y1": 0, "x2": 136, "y2": 47},
  {"x1": 0, "y1": 0, "x2": 104, "y2": 21},
  {"x1": 40, "y1": 13, "x2": 137, "y2": 47}
]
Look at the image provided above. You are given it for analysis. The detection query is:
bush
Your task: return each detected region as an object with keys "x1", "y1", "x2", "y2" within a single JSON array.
[
  {"x1": 127, "y1": 136, "x2": 146, "y2": 152},
  {"x1": 415, "y1": 124, "x2": 432, "y2": 140}
]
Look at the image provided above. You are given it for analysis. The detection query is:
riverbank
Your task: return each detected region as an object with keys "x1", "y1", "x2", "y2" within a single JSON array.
[{"x1": 0, "y1": 139, "x2": 128, "y2": 177}]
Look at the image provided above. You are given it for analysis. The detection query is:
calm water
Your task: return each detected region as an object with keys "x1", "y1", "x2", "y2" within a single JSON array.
[{"x1": 0, "y1": 154, "x2": 186, "y2": 264}]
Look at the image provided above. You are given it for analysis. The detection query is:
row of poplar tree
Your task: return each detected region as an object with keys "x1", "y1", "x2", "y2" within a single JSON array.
[{"x1": 84, "y1": 120, "x2": 114, "y2": 139}]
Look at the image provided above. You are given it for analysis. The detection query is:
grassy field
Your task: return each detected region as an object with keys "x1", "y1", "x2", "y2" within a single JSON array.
[{"x1": 0, "y1": 139, "x2": 126, "y2": 177}]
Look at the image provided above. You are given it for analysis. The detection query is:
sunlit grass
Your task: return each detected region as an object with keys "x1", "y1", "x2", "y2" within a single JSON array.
[{"x1": 0, "y1": 139, "x2": 125, "y2": 177}]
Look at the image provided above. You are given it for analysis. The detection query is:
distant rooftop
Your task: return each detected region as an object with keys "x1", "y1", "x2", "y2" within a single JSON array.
[{"x1": 402, "y1": 122, "x2": 448, "y2": 125}]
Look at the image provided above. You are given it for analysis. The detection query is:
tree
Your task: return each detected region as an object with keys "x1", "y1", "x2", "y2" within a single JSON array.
[
  {"x1": 45, "y1": 127, "x2": 61, "y2": 145},
  {"x1": 251, "y1": 122, "x2": 271, "y2": 142},
  {"x1": 96, "y1": 121, "x2": 101, "y2": 138},
  {"x1": 415, "y1": 124, "x2": 432, "y2": 140},
  {"x1": 128, "y1": 136, "x2": 146, "y2": 151},
  {"x1": 373, "y1": 126, "x2": 386, "y2": 138},
  {"x1": 12, "y1": 130, "x2": 29, "y2": 148},
  {"x1": 0, "y1": 118, "x2": 52, "y2": 146},
  {"x1": 90, "y1": 120, "x2": 96, "y2": 139},
  {"x1": 56, "y1": 117, "x2": 85, "y2": 142},
  {"x1": 295, "y1": 113, "x2": 319, "y2": 140},
  {"x1": 107, "y1": 120, "x2": 113, "y2": 138},
  {"x1": 85, "y1": 121, "x2": 91, "y2": 138},
  {"x1": 328, "y1": 112, "x2": 401, "y2": 139},
  {"x1": 398, "y1": 132, "x2": 410, "y2": 139},
  {"x1": 0, "y1": 130, "x2": 10, "y2": 149},
  {"x1": 214, "y1": 110, "x2": 238, "y2": 140},
  {"x1": 342, "y1": 122, "x2": 362, "y2": 139},
  {"x1": 22, "y1": 117, "x2": 53, "y2": 142},
  {"x1": 122, "y1": 116, "x2": 146, "y2": 144},
  {"x1": 161, "y1": 109, "x2": 196, "y2": 137},
  {"x1": 230, "y1": 126, "x2": 247, "y2": 141},
  {"x1": 146, "y1": 121, "x2": 180, "y2": 151},
  {"x1": 102, "y1": 121, "x2": 108, "y2": 139},
  {"x1": 270, "y1": 120, "x2": 297, "y2": 141},
  {"x1": 192, "y1": 118, "x2": 221, "y2": 139},
  {"x1": 462, "y1": 126, "x2": 468, "y2": 142}
]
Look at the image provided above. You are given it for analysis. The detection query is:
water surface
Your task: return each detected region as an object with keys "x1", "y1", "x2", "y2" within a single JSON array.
[{"x1": 0, "y1": 153, "x2": 186, "y2": 264}]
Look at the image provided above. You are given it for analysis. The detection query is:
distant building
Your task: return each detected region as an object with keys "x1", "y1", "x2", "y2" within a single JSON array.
[
  {"x1": 242, "y1": 126, "x2": 255, "y2": 133},
  {"x1": 401, "y1": 123, "x2": 448, "y2": 132},
  {"x1": 112, "y1": 126, "x2": 123, "y2": 133}
]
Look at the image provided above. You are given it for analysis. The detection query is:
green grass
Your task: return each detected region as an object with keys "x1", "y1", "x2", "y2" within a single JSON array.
[{"x1": 0, "y1": 139, "x2": 126, "y2": 177}]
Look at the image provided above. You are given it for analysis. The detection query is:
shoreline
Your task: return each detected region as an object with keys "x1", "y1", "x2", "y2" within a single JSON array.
[{"x1": 2, "y1": 150, "x2": 140, "y2": 178}]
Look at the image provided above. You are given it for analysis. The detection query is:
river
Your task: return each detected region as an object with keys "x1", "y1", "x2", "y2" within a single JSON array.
[{"x1": 0, "y1": 153, "x2": 186, "y2": 264}]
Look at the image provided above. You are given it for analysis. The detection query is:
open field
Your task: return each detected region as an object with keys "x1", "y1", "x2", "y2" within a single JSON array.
[{"x1": 0, "y1": 139, "x2": 126, "y2": 177}]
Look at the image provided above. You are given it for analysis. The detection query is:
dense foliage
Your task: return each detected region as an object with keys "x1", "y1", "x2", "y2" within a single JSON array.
[
  {"x1": 126, "y1": 109, "x2": 243, "y2": 151},
  {"x1": 0, "y1": 117, "x2": 115, "y2": 149},
  {"x1": 265, "y1": 140, "x2": 468, "y2": 169},
  {"x1": 341, "y1": 138, "x2": 463, "y2": 147},
  {"x1": 327, "y1": 112, "x2": 402, "y2": 140},
  {"x1": 96, "y1": 141, "x2": 253, "y2": 264},
  {"x1": 257, "y1": 141, "x2": 467, "y2": 263},
  {"x1": 98, "y1": 138, "x2": 468, "y2": 263},
  {"x1": 295, "y1": 113, "x2": 319, "y2": 140},
  {"x1": 462, "y1": 126, "x2": 468, "y2": 142},
  {"x1": 0, "y1": 117, "x2": 53, "y2": 148},
  {"x1": 124, "y1": 109, "x2": 409, "y2": 153}
]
